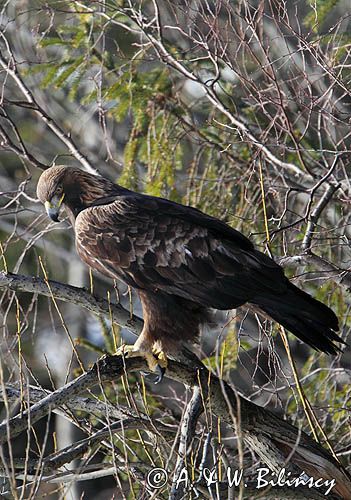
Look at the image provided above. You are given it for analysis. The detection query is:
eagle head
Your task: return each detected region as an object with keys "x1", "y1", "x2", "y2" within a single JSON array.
[
  {"x1": 37, "y1": 166, "x2": 119, "y2": 222},
  {"x1": 36, "y1": 166, "x2": 69, "y2": 222}
]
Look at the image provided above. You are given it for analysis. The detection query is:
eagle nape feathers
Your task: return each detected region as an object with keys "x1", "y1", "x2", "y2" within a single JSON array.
[{"x1": 37, "y1": 166, "x2": 344, "y2": 376}]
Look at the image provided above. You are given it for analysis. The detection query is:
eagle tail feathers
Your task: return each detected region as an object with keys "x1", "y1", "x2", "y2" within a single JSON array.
[{"x1": 252, "y1": 283, "x2": 344, "y2": 354}]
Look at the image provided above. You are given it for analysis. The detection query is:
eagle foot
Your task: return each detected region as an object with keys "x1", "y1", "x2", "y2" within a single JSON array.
[
  {"x1": 116, "y1": 344, "x2": 167, "y2": 383},
  {"x1": 152, "y1": 346, "x2": 168, "y2": 384}
]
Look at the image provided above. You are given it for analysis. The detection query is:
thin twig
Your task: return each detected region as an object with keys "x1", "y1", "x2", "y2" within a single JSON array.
[
  {"x1": 0, "y1": 34, "x2": 97, "y2": 175},
  {"x1": 279, "y1": 253, "x2": 351, "y2": 291}
]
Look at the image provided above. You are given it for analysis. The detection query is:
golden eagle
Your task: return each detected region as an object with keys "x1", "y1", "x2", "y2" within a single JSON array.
[{"x1": 37, "y1": 166, "x2": 343, "y2": 380}]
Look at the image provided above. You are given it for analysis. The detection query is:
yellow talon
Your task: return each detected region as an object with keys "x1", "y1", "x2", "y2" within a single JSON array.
[
  {"x1": 152, "y1": 346, "x2": 168, "y2": 383},
  {"x1": 152, "y1": 347, "x2": 168, "y2": 370},
  {"x1": 115, "y1": 344, "x2": 136, "y2": 357},
  {"x1": 116, "y1": 344, "x2": 168, "y2": 383},
  {"x1": 116, "y1": 344, "x2": 159, "y2": 374}
]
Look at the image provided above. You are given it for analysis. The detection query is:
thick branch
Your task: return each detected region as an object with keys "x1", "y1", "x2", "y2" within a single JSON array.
[
  {"x1": 0, "y1": 271, "x2": 143, "y2": 335},
  {"x1": 170, "y1": 386, "x2": 202, "y2": 500},
  {"x1": 41, "y1": 419, "x2": 173, "y2": 473},
  {"x1": 0, "y1": 355, "x2": 349, "y2": 498}
]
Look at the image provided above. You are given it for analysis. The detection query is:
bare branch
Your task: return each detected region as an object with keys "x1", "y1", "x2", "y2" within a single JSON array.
[
  {"x1": 0, "y1": 34, "x2": 97, "y2": 175},
  {"x1": 170, "y1": 386, "x2": 202, "y2": 499},
  {"x1": 0, "y1": 354, "x2": 350, "y2": 498},
  {"x1": 0, "y1": 383, "x2": 144, "y2": 422},
  {"x1": 0, "y1": 271, "x2": 143, "y2": 335},
  {"x1": 279, "y1": 253, "x2": 351, "y2": 292}
]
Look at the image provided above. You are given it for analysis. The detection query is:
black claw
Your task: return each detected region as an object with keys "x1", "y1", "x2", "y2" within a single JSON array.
[{"x1": 154, "y1": 364, "x2": 166, "y2": 384}]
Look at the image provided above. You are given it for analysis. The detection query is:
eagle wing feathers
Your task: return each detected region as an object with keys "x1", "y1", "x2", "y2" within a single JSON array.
[{"x1": 75, "y1": 194, "x2": 287, "y2": 310}]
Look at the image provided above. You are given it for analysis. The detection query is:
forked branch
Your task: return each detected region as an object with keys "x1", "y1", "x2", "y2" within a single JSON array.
[{"x1": 0, "y1": 355, "x2": 349, "y2": 498}]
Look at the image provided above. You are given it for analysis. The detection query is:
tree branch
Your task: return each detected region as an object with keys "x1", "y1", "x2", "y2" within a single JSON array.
[
  {"x1": 170, "y1": 386, "x2": 202, "y2": 499},
  {"x1": 0, "y1": 355, "x2": 349, "y2": 498},
  {"x1": 302, "y1": 182, "x2": 341, "y2": 252},
  {"x1": 0, "y1": 111, "x2": 47, "y2": 169},
  {"x1": 279, "y1": 253, "x2": 351, "y2": 292},
  {"x1": 0, "y1": 383, "x2": 146, "y2": 422},
  {"x1": 0, "y1": 33, "x2": 97, "y2": 175},
  {"x1": 0, "y1": 271, "x2": 143, "y2": 335}
]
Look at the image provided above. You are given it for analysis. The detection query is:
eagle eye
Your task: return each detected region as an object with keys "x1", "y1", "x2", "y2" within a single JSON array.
[{"x1": 55, "y1": 184, "x2": 63, "y2": 197}]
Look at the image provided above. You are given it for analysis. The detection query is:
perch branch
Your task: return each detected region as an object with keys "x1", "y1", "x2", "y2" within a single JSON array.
[
  {"x1": 0, "y1": 355, "x2": 349, "y2": 498},
  {"x1": 0, "y1": 271, "x2": 143, "y2": 335}
]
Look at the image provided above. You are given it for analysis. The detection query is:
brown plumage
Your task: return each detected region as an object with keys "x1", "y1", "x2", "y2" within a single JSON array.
[{"x1": 37, "y1": 166, "x2": 344, "y2": 375}]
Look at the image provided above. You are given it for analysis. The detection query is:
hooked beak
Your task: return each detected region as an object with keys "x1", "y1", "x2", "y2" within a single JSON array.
[{"x1": 44, "y1": 194, "x2": 65, "y2": 222}]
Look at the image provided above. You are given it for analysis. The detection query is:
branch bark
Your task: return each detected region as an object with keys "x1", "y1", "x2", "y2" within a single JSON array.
[
  {"x1": 170, "y1": 386, "x2": 202, "y2": 499},
  {"x1": 0, "y1": 355, "x2": 349, "y2": 498},
  {"x1": 0, "y1": 271, "x2": 143, "y2": 335}
]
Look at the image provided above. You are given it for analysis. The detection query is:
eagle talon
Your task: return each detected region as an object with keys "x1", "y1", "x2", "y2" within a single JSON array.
[
  {"x1": 150, "y1": 347, "x2": 168, "y2": 383},
  {"x1": 152, "y1": 347, "x2": 168, "y2": 368},
  {"x1": 115, "y1": 344, "x2": 166, "y2": 378},
  {"x1": 115, "y1": 344, "x2": 129, "y2": 355},
  {"x1": 154, "y1": 364, "x2": 166, "y2": 384}
]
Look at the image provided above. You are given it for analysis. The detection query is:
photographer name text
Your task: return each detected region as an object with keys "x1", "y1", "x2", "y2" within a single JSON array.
[{"x1": 146, "y1": 466, "x2": 335, "y2": 495}]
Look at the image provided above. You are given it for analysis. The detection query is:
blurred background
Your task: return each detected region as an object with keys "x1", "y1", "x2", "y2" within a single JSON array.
[{"x1": 0, "y1": 0, "x2": 350, "y2": 498}]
